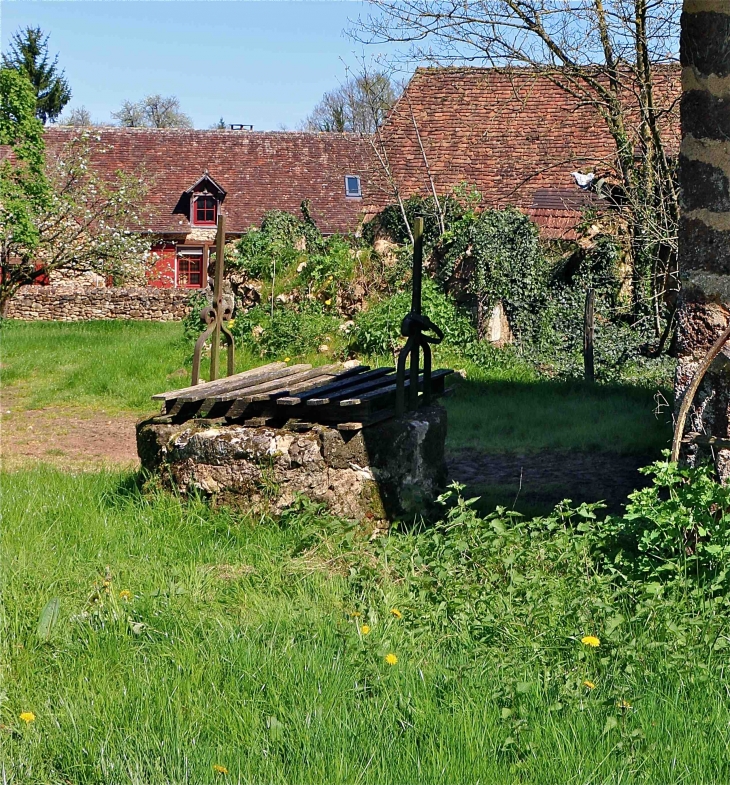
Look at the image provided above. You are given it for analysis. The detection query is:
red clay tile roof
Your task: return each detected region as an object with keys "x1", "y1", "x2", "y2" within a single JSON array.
[
  {"x1": 371, "y1": 66, "x2": 680, "y2": 237},
  {"x1": 43, "y1": 127, "x2": 369, "y2": 235}
]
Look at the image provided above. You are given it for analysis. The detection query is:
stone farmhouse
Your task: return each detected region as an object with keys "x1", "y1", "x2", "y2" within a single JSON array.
[
  {"x1": 15, "y1": 65, "x2": 680, "y2": 300},
  {"x1": 40, "y1": 127, "x2": 367, "y2": 290}
]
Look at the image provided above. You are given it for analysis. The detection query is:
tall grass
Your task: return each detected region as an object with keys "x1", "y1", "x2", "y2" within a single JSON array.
[{"x1": 2, "y1": 468, "x2": 730, "y2": 784}]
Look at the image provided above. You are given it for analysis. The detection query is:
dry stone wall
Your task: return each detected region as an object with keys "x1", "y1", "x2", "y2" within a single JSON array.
[{"x1": 6, "y1": 285, "x2": 194, "y2": 322}]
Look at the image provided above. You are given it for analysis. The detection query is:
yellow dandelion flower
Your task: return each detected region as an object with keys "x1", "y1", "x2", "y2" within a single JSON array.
[
  {"x1": 581, "y1": 635, "x2": 601, "y2": 648},
  {"x1": 360, "y1": 624, "x2": 371, "y2": 635},
  {"x1": 19, "y1": 712, "x2": 35, "y2": 724},
  {"x1": 325, "y1": 299, "x2": 332, "y2": 306},
  {"x1": 284, "y1": 357, "x2": 291, "y2": 363},
  {"x1": 213, "y1": 764, "x2": 228, "y2": 774},
  {"x1": 390, "y1": 608, "x2": 402, "y2": 619},
  {"x1": 119, "y1": 590, "x2": 132, "y2": 601},
  {"x1": 385, "y1": 653, "x2": 398, "y2": 665},
  {"x1": 583, "y1": 680, "x2": 596, "y2": 690},
  {"x1": 617, "y1": 699, "x2": 632, "y2": 710}
]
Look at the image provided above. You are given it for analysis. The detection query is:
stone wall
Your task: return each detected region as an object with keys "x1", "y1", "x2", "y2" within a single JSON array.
[
  {"x1": 6, "y1": 285, "x2": 194, "y2": 322},
  {"x1": 137, "y1": 406, "x2": 448, "y2": 525}
]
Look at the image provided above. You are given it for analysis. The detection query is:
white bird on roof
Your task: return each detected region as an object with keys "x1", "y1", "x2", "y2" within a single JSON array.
[{"x1": 571, "y1": 171, "x2": 595, "y2": 189}]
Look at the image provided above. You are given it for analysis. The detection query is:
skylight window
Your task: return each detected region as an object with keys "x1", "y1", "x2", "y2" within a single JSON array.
[{"x1": 345, "y1": 175, "x2": 362, "y2": 198}]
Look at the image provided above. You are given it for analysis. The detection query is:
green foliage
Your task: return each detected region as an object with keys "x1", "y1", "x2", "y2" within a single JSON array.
[
  {"x1": 362, "y1": 193, "x2": 464, "y2": 248},
  {"x1": 349, "y1": 277, "x2": 475, "y2": 356},
  {"x1": 598, "y1": 460, "x2": 730, "y2": 587},
  {"x1": 232, "y1": 209, "x2": 322, "y2": 280},
  {"x1": 231, "y1": 302, "x2": 342, "y2": 359},
  {"x1": 181, "y1": 290, "x2": 210, "y2": 344},
  {"x1": 439, "y1": 207, "x2": 548, "y2": 340},
  {"x1": 1, "y1": 26, "x2": 71, "y2": 123},
  {"x1": 0, "y1": 67, "x2": 48, "y2": 257}
]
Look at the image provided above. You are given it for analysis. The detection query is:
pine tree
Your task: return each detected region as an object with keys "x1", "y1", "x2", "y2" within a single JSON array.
[{"x1": 2, "y1": 26, "x2": 71, "y2": 124}]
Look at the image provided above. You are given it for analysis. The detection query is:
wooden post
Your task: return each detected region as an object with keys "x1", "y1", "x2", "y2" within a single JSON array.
[
  {"x1": 584, "y1": 288, "x2": 595, "y2": 383},
  {"x1": 409, "y1": 218, "x2": 424, "y2": 409},
  {"x1": 209, "y1": 215, "x2": 226, "y2": 381}
]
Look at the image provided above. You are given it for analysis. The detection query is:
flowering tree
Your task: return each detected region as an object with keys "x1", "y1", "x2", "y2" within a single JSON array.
[{"x1": 0, "y1": 127, "x2": 154, "y2": 313}]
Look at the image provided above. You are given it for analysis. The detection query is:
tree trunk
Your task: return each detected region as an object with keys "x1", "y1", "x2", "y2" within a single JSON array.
[{"x1": 675, "y1": 0, "x2": 730, "y2": 478}]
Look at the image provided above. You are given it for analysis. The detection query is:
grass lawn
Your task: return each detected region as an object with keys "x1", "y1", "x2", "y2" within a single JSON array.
[
  {"x1": 3, "y1": 320, "x2": 699, "y2": 783},
  {"x1": 3, "y1": 467, "x2": 730, "y2": 784},
  {"x1": 0, "y1": 320, "x2": 673, "y2": 455}
]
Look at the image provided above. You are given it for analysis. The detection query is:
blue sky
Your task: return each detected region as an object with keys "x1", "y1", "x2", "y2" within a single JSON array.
[{"x1": 0, "y1": 1, "x2": 405, "y2": 129}]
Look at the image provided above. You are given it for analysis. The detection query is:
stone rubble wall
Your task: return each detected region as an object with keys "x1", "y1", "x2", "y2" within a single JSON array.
[
  {"x1": 6, "y1": 285, "x2": 194, "y2": 322},
  {"x1": 136, "y1": 405, "x2": 448, "y2": 525}
]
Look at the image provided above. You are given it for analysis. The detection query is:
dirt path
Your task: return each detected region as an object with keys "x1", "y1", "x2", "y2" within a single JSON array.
[{"x1": 1, "y1": 397, "x2": 139, "y2": 470}]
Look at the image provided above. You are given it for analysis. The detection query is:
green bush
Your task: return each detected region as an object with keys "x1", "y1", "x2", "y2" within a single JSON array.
[
  {"x1": 438, "y1": 207, "x2": 549, "y2": 341},
  {"x1": 349, "y1": 278, "x2": 476, "y2": 356},
  {"x1": 230, "y1": 303, "x2": 342, "y2": 359},
  {"x1": 598, "y1": 460, "x2": 730, "y2": 587}
]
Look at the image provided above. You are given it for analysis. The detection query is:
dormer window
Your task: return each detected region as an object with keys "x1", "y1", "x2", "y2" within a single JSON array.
[
  {"x1": 345, "y1": 175, "x2": 362, "y2": 198},
  {"x1": 193, "y1": 193, "x2": 217, "y2": 226},
  {"x1": 182, "y1": 170, "x2": 226, "y2": 227}
]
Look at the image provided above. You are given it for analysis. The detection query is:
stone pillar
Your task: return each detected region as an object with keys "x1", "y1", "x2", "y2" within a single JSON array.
[{"x1": 676, "y1": 1, "x2": 730, "y2": 477}]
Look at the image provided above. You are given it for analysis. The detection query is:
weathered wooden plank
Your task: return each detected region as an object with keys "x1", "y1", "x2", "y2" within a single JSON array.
[
  {"x1": 276, "y1": 366, "x2": 389, "y2": 406},
  {"x1": 248, "y1": 370, "x2": 341, "y2": 402},
  {"x1": 339, "y1": 369, "x2": 453, "y2": 406},
  {"x1": 177, "y1": 364, "x2": 311, "y2": 404},
  {"x1": 306, "y1": 371, "x2": 399, "y2": 406},
  {"x1": 192, "y1": 365, "x2": 315, "y2": 417},
  {"x1": 225, "y1": 367, "x2": 340, "y2": 418},
  {"x1": 336, "y1": 408, "x2": 397, "y2": 431},
  {"x1": 152, "y1": 361, "x2": 286, "y2": 401}
]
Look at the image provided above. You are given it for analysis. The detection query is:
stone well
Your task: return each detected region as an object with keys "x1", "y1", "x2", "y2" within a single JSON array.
[{"x1": 137, "y1": 405, "x2": 447, "y2": 525}]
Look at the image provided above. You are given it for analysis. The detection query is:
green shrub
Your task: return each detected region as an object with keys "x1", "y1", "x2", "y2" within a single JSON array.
[
  {"x1": 597, "y1": 460, "x2": 730, "y2": 587},
  {"x1": 230, "y1": 303, "x2": 342, "y2": 359},
  {"x1": 349, "y1": 278, "x2": 476, "y2": 356},
  {"x1": 438, "y1": 207, "x2": 549, "y2": 341},
  {"x1": 180, "y1": 290, "x2": 210, "y2": 344}
]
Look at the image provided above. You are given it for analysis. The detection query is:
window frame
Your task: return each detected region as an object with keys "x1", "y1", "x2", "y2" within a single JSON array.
[
  {"x1": 176, "y1": 246, "x2": 205, "y2": 288},
  {"x1": 191, "y1": 192, "x2": 218, "y2": 226},
  {"x1": 344, "y1": 175, "x2": 362, "y2": 198}
]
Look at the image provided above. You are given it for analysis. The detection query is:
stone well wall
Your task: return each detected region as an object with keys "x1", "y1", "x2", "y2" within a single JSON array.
[
  {"x1": 6, "y1": 285, "x2": 194, "y2": 322},
  {"x1": 137, "y1": 405, "x2": 448, "y2": 525}
]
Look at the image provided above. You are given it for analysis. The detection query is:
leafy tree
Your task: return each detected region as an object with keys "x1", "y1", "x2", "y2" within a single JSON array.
[
  {"x1": 302, "y1": 71, "x2": 399, "y2": 134},
  {"x1": 111, "y1": 94, "x2": 193, "y2": 128},
  {"x1": 0, "y1": 67, "x2": 49, "y2": 304},
  {"x1": 0, "y1": 124, "x2": 153, "y2": 313},
  {"x1": 2, "y1": 26, "x2": 71, "y2": 123},
  {"x1": 211, "y1": 117, "x2": 227, "y2": 130}
]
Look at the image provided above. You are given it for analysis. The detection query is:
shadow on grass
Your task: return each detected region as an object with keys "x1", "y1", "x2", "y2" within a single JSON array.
[
  {"x1": 444, "y1": 375, "x2": 671, "y2": 516},
  {"x1": 445, "y1": 375, "x2": 672, "y2": 455}
]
